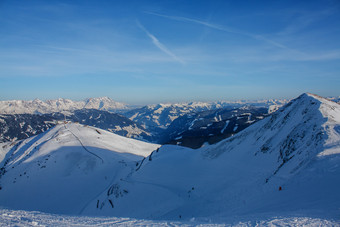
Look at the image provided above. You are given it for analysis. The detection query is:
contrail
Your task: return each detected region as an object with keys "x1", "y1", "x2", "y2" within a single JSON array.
[
  {"x1": 145, "y1": 11, "x2": 296, "y2": 51},
  {"x1": 137, "y1": 20, "x2": 185, "y2": 64}
]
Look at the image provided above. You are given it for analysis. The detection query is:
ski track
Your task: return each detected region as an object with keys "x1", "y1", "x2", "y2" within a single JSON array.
[{"x1": 65, "y1": 124, "x2": 104, "y2": 163}]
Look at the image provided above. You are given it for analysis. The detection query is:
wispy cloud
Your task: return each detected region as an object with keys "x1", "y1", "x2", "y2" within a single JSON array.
[
  {"x1": 136, "y1": 20, "x2": 185, "y2": 64},
  {"x1": 278, "y1": 9, "x2": 336, "y2": 36},
  {"x1": 145, "y1": 11, "x2": 296, "y2": 51}
]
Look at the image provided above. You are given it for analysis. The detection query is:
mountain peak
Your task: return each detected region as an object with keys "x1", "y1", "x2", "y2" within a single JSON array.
[
  {"x1": 292, "y1": 92, "x2": 340, "y2": 123},
  {"x1": 204, "y1": 92, "x2": 340, "y2": 161},
  {"x1": 0, "y1": 97, "x2": 128, "y2": 114},
  {"x1": 107, "y1": 93, "x2": 340, "y2": 218}
]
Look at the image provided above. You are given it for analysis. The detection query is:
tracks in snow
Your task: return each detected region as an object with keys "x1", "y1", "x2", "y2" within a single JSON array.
[{"x1": 64, "y1": 124, "x2": 104, "y2": 164}]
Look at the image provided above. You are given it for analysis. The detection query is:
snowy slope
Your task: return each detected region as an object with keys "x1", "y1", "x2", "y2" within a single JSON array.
[
  {"x1": 0, "y1": 93, "x2": 339, "y2": 223},
  {"x1": 87, "y1": 93, "x2": 340, "y2": 220},
  {"x1": 0, "y1": 123, "x2": 159, "y2": 215},
  {"x1": 0, "y1": 97, "x2": 128, "y2": 114}
]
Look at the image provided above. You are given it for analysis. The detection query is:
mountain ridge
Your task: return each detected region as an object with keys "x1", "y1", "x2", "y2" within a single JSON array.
[
  {"x1": 0, "y1": 93, "x2": 339, "y2": 220},
  {"x1": 0, "y1": 97, "x2": 128, "y2": 114},
  {"x1": 91, "y1": 93, "x2": 340, "y2": 219},
  {"x1": 0, "y1": 123, "x2": 160, "y2": 214}
]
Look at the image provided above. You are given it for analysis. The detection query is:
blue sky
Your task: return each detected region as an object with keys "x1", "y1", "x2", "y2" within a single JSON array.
[{"x1": 1, "y1": 0, "x2": 340, "y2": 104}]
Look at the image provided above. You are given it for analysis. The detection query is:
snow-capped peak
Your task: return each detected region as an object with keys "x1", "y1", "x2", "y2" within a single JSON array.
[
  {"x1": 98, "y1": 93, "x2": 340, "y2": 219},
  {"x1": 0, "y1": 97, "x2": 128, "y2": 114}
]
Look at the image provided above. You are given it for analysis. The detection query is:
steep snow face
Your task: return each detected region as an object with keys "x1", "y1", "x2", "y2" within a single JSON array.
[
  {"x1": 0, "y1": 97, "x2": 128, "y2": 114},
  {"x1": 92, "y1": 93, "x2": 340, "y2": 220},
  {"x1": 0, "y1": 123, "x2": 159, "y2": 214}
]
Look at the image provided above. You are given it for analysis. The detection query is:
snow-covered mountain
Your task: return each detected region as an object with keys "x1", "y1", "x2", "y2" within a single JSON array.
[
  {"x1": 0, "y1": 123, "x2": 159, "y2": 214},
  {"x1": 0, "y1": 107, "x2": 267, "y2": 147},
  {"x1": 0, "y1": 97, "x2": 128, "y2": 114},
  {"x1": 0, "y1": 93, "x2": 339, "y2": 221},
  {"x1": 0, "y1": 114, "x2": 56, "y2": 142},
  {"x1": 161, "y1": 106, "x2": 268, "y2": 148},
  {"x1": 49, "y1": 109, "x2": 154, "y2": 141},
  {"x1": 0, "y1": 109, "x2": 153, "y2": 143},
  {"x1": 83, "y1": 93, "x2": 340, "y2": 219},
  {"x1": 123, "y1": 100, "x2": 287, "y2": 129}
]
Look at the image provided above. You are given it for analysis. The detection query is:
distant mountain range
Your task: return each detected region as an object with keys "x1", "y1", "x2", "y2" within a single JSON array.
[
  {"x1": 0, "y1": 109, "x2": 152, "y2": 143},
  {"x1": 123, "y1": 99, "x2": 288, "y2": 129},
  {"x1": 3, "y1": 95, "x2": 338, "y2": 149},
  {"x1": 0, "y1": 97, "x2": 289, "y2": 147},
  {"x1": 0, "y1": 97, "x2": 128, "y2": 114},
  {"x1": 161, "y1": 106, "x2": 269, "y2": 148}
]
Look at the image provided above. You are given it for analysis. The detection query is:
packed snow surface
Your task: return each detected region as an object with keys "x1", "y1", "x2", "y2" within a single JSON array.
[{"x1": 0, "y1": 208, "x2": 338, "y2": 226}]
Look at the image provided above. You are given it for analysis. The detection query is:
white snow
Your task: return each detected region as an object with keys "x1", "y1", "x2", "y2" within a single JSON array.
[
  {"x1": 188, "y1": 119, "x2": 198, "y2": 130},
  {"x1": 0, "y1": 97, "x2": 128, "y2": 114},
  {"x1": 0, "y1": 123, "x2": 159, "y2": 215},
  {"x1": 221, "y1": 120, "x2": 230, "y2": 133},
  {"x1": 0, "y1": 93, "x2": 339, "y2": 225},
  {"x1": 233, "y1": 124, "x2": 238, "y2": 131},
  {"x1": 0, "y1": 208, "x2": 337, "y2": 226},
  {"x1": 126, "y1": 99, "x2": 289, "y2": 129},
  {"x1": 122, "y1": 125, "x2": 151, "y2": 137},
  {"x1": 78, "y1": 93, "x2": 340, "y2": 221}
]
